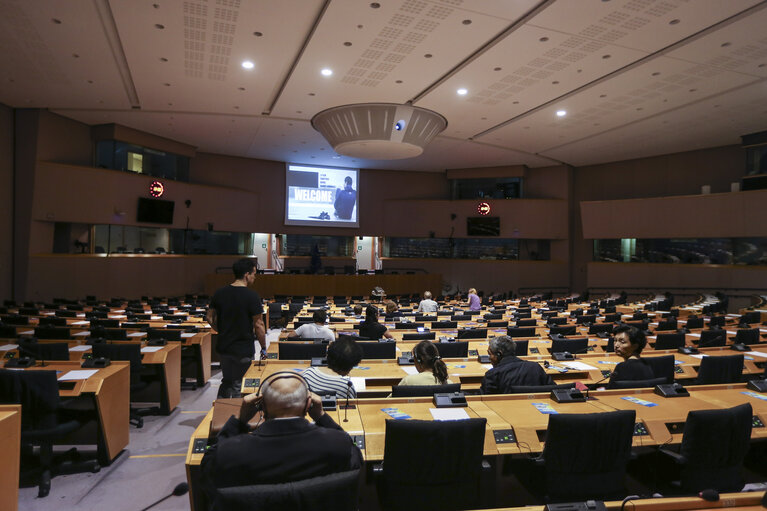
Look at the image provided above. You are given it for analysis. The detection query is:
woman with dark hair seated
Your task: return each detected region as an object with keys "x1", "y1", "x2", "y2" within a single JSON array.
[
  {"x1": 397, "y1": 341, "x2": 453, "y2": 386},
  {"x1": 302, "y1": 337, "x2": 363, "y2": 398},
  {"x1": 609, "y1": 324, "x2": 654, "y2": 387},
  {"x1": 359, "y1": 304, "x2": 393, "y2": 340}
]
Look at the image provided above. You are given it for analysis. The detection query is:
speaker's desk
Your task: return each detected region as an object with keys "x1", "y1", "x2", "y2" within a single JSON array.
[
  {"x1": 0, "y1": 360, "x2": 130, "y2": 464},
  {"x1": 0, "y1": 404, "x2": 21, "y2": 511}
]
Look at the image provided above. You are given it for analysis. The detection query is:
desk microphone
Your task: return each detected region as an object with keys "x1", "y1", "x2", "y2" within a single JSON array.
[
  {"x1": 699, "y1": 489, "x2": 719, "y2": 502},
  {"x1": 343, "y1": 379, "x2": 352, "y2": 422},
  {"x1": 139, "y1": 482, "x2": 189, "y2": 511}
]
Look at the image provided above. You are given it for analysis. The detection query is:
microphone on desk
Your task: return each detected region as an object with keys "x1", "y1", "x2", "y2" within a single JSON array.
[
  {"x1": 343, "y1": 379, "x2": 352, "y2": 422},
  {"x1": 139, "y1": 482, "x2": 189, "y2": 511},
  {"x1": 699, "y1": 489, "x2": 719, "y2": 502}
]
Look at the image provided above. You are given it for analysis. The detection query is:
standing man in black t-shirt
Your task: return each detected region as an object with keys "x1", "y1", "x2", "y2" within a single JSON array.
[{"x1": 207, "y1": 258, "x2": 266, "y2": 398}]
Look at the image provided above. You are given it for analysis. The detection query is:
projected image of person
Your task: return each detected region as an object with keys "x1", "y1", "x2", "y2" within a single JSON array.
[{"x1": 334, "y1": 176, "x2": 357, "y2": 220}]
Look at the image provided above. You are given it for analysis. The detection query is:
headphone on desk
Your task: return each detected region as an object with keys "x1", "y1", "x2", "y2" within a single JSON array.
[{"x1": 255, "y1": 371, "x2": 311, "y2": 420}]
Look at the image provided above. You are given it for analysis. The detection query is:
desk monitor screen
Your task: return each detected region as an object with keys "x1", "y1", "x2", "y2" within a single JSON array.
[{"x1": 285, "y1": 164, "x2": 360, "y2": 228}]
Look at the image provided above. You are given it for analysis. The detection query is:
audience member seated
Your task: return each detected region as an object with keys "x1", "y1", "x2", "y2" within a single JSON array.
[
  {"x1": 609, "y1": 324, "x2": 654, "y2": 388},
  {"x1": 359, "y1": 305, "x2": 393, "y2": 340},
  {"x1": 479, "y1": 336, "x2": 552, "y2": 394},
  {"x1": 384, "y1": 300, "x2": 401, "y2": 319},
  {"x1": 201, "y1": 372, "x2": 362, "y2": 498},
  {"x1": 302, "y1": 338, "x2": 363, "y2": 399},
  {"x1": 396, "y1": 341, "x2": 453, "y2": 386},
  {"x1": 466, "y1": 288, "x2": 481, "y2": 311},
  {"x1": 288, "y1": 310, "x2": 335, "y2": 343},
  {"x1": 417, "y1": 291, "x2": 438, "y2": 313}
]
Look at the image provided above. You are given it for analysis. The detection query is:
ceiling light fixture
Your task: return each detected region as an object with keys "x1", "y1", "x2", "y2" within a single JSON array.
[
  {"x1": 321, "y1": 68, "x2": 333, "y2": 76},
  {"x1": 241, "y1": 60, "x2": 254, "y2": 69},
  {"x1": 457, "y1": 88, "x2": 468, "y2": 95},
  {"x1": 556, "y1": 110, "x2": 567, "y2": 117},
  {"x1": 312, "y1": 103, "x2": 447, "y2": 160}
]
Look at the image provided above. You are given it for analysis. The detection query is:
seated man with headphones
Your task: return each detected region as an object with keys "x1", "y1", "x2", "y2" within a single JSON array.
[
  {"x1": 200, "y1": 371, "x2": 363, "y2": 493},
  {"x1": 479, "y1": 336, "x2": 553, "y2": 394}
]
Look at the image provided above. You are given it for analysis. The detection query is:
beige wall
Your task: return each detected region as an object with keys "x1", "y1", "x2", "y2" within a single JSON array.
[{"x1": 0, "y1": 105, "x2": 12, "y2": 299}]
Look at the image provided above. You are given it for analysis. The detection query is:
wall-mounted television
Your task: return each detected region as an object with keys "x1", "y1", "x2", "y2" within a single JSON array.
[
  {"x1": 467, "y1": 217, "x2": 500, "y2": 236},
  {"x1": 137, "y1": 197, "x2": 175, "y2": 224},
  {"x1": 285, "y1": 164, "x2": 359, "y2": 228}
]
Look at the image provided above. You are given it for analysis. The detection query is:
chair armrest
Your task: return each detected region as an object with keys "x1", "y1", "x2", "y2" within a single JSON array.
[
  {"x1": 481, "y1": 459, "x2": 491, "y2": 471},
  {"x1": 372, "y1": 463, "x2": 384, "y2": 475},
  {"x1": 533, "y1": 456, "x2": 545, "y2": 466},
  {"x1": 658, "y1": 447, "x2": 687, "y2": 464}
]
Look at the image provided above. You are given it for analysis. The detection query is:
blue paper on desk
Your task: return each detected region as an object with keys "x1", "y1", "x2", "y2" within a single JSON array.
[
  {"x1": 742, "y1": 391, "x2": 767, "y2": 401},
  {"x1": 381, "y1": 407, "x2": 412, "y2": 420},
  {"x1": 621, "y1": 396, "x2": 658, "y2": 407},
  {"x1": 532, "y1": 402, "x2": 558, "y2": 414}
]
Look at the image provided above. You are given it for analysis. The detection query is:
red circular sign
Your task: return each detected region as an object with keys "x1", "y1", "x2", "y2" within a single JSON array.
[
  {"x1": 477, "y1": 202, "x2": 491, "y2": 216},
  {"x1": 149, "y1": 180, "x2": 165, "y2": 198}
]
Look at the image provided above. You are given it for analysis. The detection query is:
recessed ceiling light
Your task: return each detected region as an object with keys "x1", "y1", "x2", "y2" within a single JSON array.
[
  {"x1": 669, "y1": 19, "x2": 680, "y2": 25},
  {"x1": 494, "y1": 67, "x2": 502, "y2": 71},
  {"x1": 321, "y1": 68, "x2": 333, "y2": 76},
  {"x1": 556, "y1": 110, "x2": 567, "y2": 117},
  {"x1": 159, "y1": 57, "x2": 168, "y2": 62},
  {"x1": 395, "y1": 80, "x2": 403, "y2": 83},
  {"x1": 721, "y1": 42, "x2": 731, "y2": 47},
  {"x1": 52, "y1": 18, "x2": 62, "y2": 24},
  {"x1": 457, "y1": 88, "x2": 468, "y2": 95},
  {"x1": 344, "y1": 41, "x2": 352, "y2": 46},
  {"x1": 241, "y1": 60, "x2": 255, "y2": 69},
  {"x1": 424, "y1": 54, "x2": 432, "y2": 58},
  {"x1": 253, "y1": 31, "x2": 263, "y2": 37},
  {"x1": 539, "y1": 37, "x2": 549, "y2": 42},
  {"x1": 462, "y1": 19, "x2": 472, "y2": 25},
  {"x1": 602, "y1": 54, "x2": 611, "y2": 59},
  {"x1": 154, "y1": 24, "x2": 164, "y2": 29}
]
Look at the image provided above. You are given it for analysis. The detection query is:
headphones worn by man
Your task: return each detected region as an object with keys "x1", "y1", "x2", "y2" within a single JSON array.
[{"x1": 255, "y1": 371, "x2": 310, "y2": 420}]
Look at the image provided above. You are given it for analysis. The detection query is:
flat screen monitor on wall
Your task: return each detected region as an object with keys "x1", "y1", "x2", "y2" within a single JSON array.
[
  {"x1": 137, "y1": 197, "x2": 175, "y2": 224},
  {"x1": 285, "y1": 164, "x2": 360, "y2": 228},
  {"x1": 467, "y1": 217, "x2": 500, "y2": 236}
]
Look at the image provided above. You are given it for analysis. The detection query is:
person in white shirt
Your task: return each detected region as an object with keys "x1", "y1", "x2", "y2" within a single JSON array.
[
  {"x1": 417, "y1": 291, "x2": 438, "y2": 313},
  {"x1": 288, "y1": 310, "x2": 335, "y2": 343}
]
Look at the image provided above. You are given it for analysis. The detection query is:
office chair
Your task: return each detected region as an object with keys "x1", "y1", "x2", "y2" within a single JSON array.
[
  {"x1": 549, "y1": 325, "x2": 576, "y2": 336},
  {"x1": 0, "y1": 369, "x2": 100, "y2": 497},
  {"x1": 91, "y1": 343, "x2": 157, "y2": 427},
  {"x1": 391, "y1": 383, "x2": 461, "y2": 397},
  {"x1": 394, "y1": 322, "x2": 424, "y2": 330},
  {"x1": 525, "y1": 410, "x2": 636, "y2": 502},
  {"x1": 685, "y1": 317, "x2": 704, "y2": 329},
  {"x1": 516, "y1": 318, "x2": 537, "y2": 327},
  {"x1": 708, "y1": 316, "x2": 726, "y2": 328},
  {"x1": 486, "y1": 320, "x2": 509, "y2": 328},
  {"x1": 0, "y1": 324, "x2": 18, "y2": 338},
  {"x1": 358, "y1": 341, "x2": 396, "y2": 359},
  {"x1": 549, "y1": 337, "x2": 589, "y2": 356},
  {"x1": 147, "y1": 328, "x2": 182, "y2": 342},
  {"x1": 277, "y1": 343, "x2": 328, "y2": 360},
  {"x1": 507, "y1": 326, "x2": 536, "y2": 338},
  {"x1": 546, "y1": 317, "x2": 567, "y2": 326},
  {"x1": 434, "y1": 341, "x2": 469, "y2": 358},
  {"x1": 654, "y1": 333, "x2": 685, "y2": 350},
  {"x1": 507, "y1": 382, "x2": 575, "y2": 394},
  {"x1": 211, "y1": 468, "x2": 360, "y2": 511},
  {"x1": 643, "y1": 355, "x2": 676, "y2": 384},
  {"x1": 609, "y1": 377, "x2": 667, "y2": 389},
  {"x1": 589, "y1": 323, "x2": 615, "y2": 335},
  {"x1": 38, "y1": 316, "x2": 67, "y2": 327},
  {"x1": 698, "y1": 329, "x2": 726, "y2": 347},
  {"x1": 658, "y1": 403, "x2": 752, "y2": 493},
  {"x1": 457, "y1": 328, "x2": 487, "y2": 340},
  {"x1": 733, "y1": 328, "x2": 760, "y2": 345},
  {"x1": 18, "y1": 339, "x2": 70, "y2": 361},
  {"x1": 431, "y1": 320, "x2": 458, "y2": 329},
  {"x1": 2, "y1": 314, "x2": 29, "y2": 325},
  {"x1": 402, "y1": 331, "x2": 436, "y2": 341},
  {"x1": 376, "y1": 418, "x2": 488, "y2": 511},
  {"x1": 34, "y1": 327, "x2": 72, "y2": 340},
  {"x1": 696, "y1": 354, "x2": 744, "y2": 384}
]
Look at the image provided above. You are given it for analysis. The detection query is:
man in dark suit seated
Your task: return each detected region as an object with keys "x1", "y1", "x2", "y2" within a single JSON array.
[
  {"x1": 480, "y1": 336, "x2": 553, "y2": 394},
  {"x1": 201, "y1": 372, "x2": 362, "y2": 494}
]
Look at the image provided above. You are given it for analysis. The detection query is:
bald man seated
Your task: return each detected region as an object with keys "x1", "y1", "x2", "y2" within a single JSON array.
[{"x1": 201, "y1": 372, "x2": 362, "y2": 493}]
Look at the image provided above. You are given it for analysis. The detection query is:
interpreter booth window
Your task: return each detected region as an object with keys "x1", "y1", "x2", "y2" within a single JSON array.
[
  {"x1": 95, "y1": 140, "x2": 190, "y2": 182},
  {"x1": 92, "y1": 225, "x2": 253, "y2": 255},
  {"x1": 451, "y1": 177, "x2": 522, "y2": 199},
  {"x1": 594, "y1": 238, "x2": 767, "y2": 265},
  {"x1": 281, "y1": 235, "x2": 354, "y2": 257},
  {"x1": 384, "y1": 237, "x2": 526, "y2": 260}
]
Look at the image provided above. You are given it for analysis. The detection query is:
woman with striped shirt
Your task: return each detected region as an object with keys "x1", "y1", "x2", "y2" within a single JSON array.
[{"x1": 302, "y1": 337, "x2": 363, "y2": 399}]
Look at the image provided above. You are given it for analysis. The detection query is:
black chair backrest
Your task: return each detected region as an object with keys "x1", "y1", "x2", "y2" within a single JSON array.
[
  {"x1": 456, "y1": 328, "x2": 487, "y2": 340},
  {"x1": 685, "y1": 317, "x2": 704, "y2": 329},
  {"x1": 741, "y1": 311, "x2": 761, "y2": 324},
  {"x1": 508, "y1": 382, "x2": 575, "y2": 394},
  {"x1": 603, "y1": 313, "x2": 621, "y2": 323},
  {"x1": 541, "y1": 410, "x2": 636, "y2": 501},
  {"x1": 549, "y1": 325, "x2": 576, "y2": 336},
  {"x1": 55, "y1": 310, "x2": 77, "y2": 318},
  {"x1": 2, "y1": 315, "x2": 29, "y2": 325},
  {"x1": 19, "y1": 307, "x2": 39, "y2": 316},
  {"x1": 394, "y1": 322, "x2": 424, "y2": 330},
  {"x1": 278, "y1": 343, "x2": 327, "y2": 360},
  {"x1": 643, "y1": 355, "x2": 675, "y2": 384},
  {"x1": 450, "y1": 314, "x2": 473, "y2": 321},
  {"x1": 92, "y1": 328, "x2": 128, "y2": 340},
  {"x1": 696, "y1": 354, "x2": 744, "y2": 384},
  {"x1": 516, "y1": 318, "x2": 537, "y2": 327},
  {"x1": 588, "y1": 323, "x2": 614, "y2": 335},
  {"x1": 507, "y1": 326, "x2": 536, "y2": 338},
  {"x1": 609, "y1": 377, "x2": 667, "y2": 389},
  {"x1": 513, "y1": 339, "x2": 529, "y2": 356},
  {"x1": 550, "y1": 337, "x2": 588, "y2": 355},
  {"x1": 391, "y1": 383, "x2": 461, "y2": 397},
  {"x1": 431, "y1": 321, "x2": 457, "y2": 329},
  {"x1": 39, "y1": 316, "x2": 67, "y2": 327},
  {"x1": 91, "y1": 318, "x2": 120, "y2": 328},
  {"x1": 379, "y1": 418, "x2": 486, "y2": 511},
  {"x1": 34, "y1": 327, "x2": 71, "y2": 340},
  {"x1": 434, "y1": 341, "x2": 469, "y2": 358},
  {"x1": 654, "y1": 333, "x2": 684, "y2": 350},
  {"x1": 92, "y1": 343, "x2": 143, "y2": 375},
  {"x1": 575, "y1": 314, "x2": 597, "y2": 325},
  {"x1": 655, "y1": 319, "x2": 677, "y2": 331},
  {"x1": 0, "y1": 369, "x2": 61, "y2": 430},
  {"x1": 414, "y1": 314, "x2": 436, "y2": 322},
  {"x1": 401, "y1": 332, "x2": 436, "y2": 341},
  {"x1": 734, "y1": 328, "x2": 759, "y2": 345},
  {"x1": 148, "y1": 328, "x2": 182, "y2": 342},
  {"x1": 483, "y1": 313, "x2": 502, "y2": 320},
  {"x1": 546, "y1": 317, "x2": 567, "y2": 326},
  {"x1": 678, "y1": 403, "x2": 752, "y2": 493},
  {"x1": 708, "y1": 316, "x2": 726, "y2": 328},
  {"x1": 20, "y1": 340, "x2": 70, "y2": 361},
  {"x1": 358, "y1": 341, "x2": 396, "y2": 359},
  {"x1": 213, "y1": 468, "x2": 360, "y2": 511},
  {"x1": 0, "y1": 325, "x2": 17, "y2": 338},
  {"x1": 698, "y1": 329, "x2": 726, "y2": 347},
  {"x1": 487, "y1": 320, "x2": 509, "y2": 328}
]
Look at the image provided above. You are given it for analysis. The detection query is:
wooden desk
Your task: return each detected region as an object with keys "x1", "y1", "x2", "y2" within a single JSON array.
[{"x1": 0, "y1": 404, "x2": 21, "y2": 511}]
